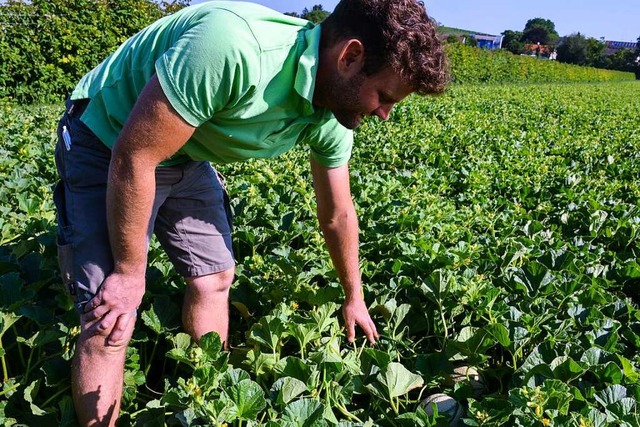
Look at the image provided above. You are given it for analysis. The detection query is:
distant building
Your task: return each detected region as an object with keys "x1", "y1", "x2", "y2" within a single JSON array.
[
  {"x1": 524, "y1": 43, "x2": 553, "y2": 58},
  {"x1": 604, "y1": 40, "x2": 636, "y2": 56},
  {"x1": 470, "y1": 34, "x2": 503, "y2": 50},
  {"x1": 436, "y1": 32, "x2": 503, "y2": 50}
]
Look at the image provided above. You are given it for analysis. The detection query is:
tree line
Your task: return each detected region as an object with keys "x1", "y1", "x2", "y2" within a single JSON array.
[
  {"x1": 499, "y1": 18, "x2": 640, "y2": 73},
  {"x1": 1, "y1": 1, "x2": 637, "y2": 104},
  {"x1": 0, "y1": 0, "x2": 188, "y2": 104}
]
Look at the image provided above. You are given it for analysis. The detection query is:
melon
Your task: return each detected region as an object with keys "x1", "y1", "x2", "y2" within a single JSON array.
[
  {"x1": 448, "y1": 365, "x2": 484, "y2": 397},
  {"x1": 422, "y1": 393, "x2": 463, "y2": 425}
]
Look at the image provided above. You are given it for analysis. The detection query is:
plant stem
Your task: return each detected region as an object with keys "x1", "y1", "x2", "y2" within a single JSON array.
[
  {"x1": 389, "y1": 395, "x2": 399, "y2": 416},
  {"x1": 41, "y1": 385, "x2": 71, "y2": 408},
  {"x1": 439, "y1": 305, "x2": 449, "y2": 341},
  {"x1": 0, "y1": 381, "x2": 20, "y2": 397},
  {"x1": 24, "y1": 346, "x2": 36, "y2": 380},
  {"x1": 0, "y1": 337, "x2": 8, "y2": 383},
  {"x1": 145, "y1": 337, "x2": 159, "y2": 376},
  {"x1": 335, "y1": 401, "x2": 363, "y2": 423},
  {"x1": 11, "y1": 325, "x2": 25, "y2": 367}
]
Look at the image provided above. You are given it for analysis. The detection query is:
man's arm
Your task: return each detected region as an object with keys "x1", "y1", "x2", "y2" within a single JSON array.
[
  {"x1": 83, "y1": 75, "x2": 196, "y2": 345},
  {"x1": 310, "y1": 156, "x2": 379, "y2": 344}
]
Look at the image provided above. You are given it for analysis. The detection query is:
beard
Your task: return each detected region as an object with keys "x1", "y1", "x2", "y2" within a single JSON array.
[{"x1": 324, "y1": 72, "x2": 366, "y2": 129}]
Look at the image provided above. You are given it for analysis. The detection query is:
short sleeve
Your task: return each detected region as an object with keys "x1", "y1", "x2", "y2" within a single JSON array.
[
  {"x1": 155, "y1": 10, "x2": 260, "y2": 127},
  {"x1": 304, "y1": 117, "x2": 353, "y2": 168}
]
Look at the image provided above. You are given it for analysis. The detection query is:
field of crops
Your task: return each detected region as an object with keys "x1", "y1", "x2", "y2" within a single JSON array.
[{"x1": 1, "y1": 81, "x2": 639, "y2": 426}]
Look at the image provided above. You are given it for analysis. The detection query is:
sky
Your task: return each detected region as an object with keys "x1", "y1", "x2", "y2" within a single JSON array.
[{"x1": 191, "y1": 0, "x2": 639, "y2": 43}]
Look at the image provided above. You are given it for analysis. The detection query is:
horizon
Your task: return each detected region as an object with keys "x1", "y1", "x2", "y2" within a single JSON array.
[{"x1": 190, "y1": 0, "x2": 638, "y2": 43}]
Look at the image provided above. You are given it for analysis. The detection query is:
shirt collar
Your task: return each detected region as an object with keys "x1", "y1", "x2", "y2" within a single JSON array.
[{"x1": 295, "y1": 24, "x2": 322, "y2": 116}]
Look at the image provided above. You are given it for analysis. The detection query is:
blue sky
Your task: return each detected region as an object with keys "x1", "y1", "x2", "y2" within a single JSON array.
[{"x1": 191, "y1": 0, "x2": 639, "y2": 42}]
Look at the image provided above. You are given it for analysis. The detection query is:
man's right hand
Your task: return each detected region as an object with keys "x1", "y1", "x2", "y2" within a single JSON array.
[{"x1": 82, "y1": 272, "x2": 145, "y2": 346}]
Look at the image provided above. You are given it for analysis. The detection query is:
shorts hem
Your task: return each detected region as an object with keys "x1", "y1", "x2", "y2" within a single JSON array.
[{"x1": 183, "y1": 260, "x2": 236, "y2": 279}]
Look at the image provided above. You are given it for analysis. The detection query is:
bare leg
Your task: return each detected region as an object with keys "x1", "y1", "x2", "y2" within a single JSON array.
[
  {"x1": 183, "y1": 268, "x2": 235, "y2": 346},
  {"x1": 72, "y1": 318, "x2": 135, "y2": 427}
]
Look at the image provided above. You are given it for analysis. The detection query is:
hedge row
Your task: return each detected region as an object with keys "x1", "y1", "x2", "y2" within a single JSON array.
[
  {"x1": 0, "y1": 0, "x2": 182, "y2": 104},
  {"x1": 0, "y1": 1, "x2": 635, "y2": 105},
  {"x1": 446, "y1": 43, "x2": 636, "y2": 84}
]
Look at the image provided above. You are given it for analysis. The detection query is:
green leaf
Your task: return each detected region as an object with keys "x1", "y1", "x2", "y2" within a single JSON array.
[
  {"x1": 248, "y1": 315, "x2": 287, "y2": 353},
  {"x1": 595, "y1": 384, "x2": 627, "y2": 406},
  {"x1": 377, "y1": 362, "x2": 424, "y2": 399},
  {"x1": 133, "y1": 403, "x2": 165, "y2": 427},
  {"x1": 0, "y1": 272, "x2": 24, "y2": 308},
  {"x1": 141, "y1": 296, "x2": 180, "y2": 335},
  {"x1": 166, "y1": 348, "x2": 191, "y2": 365},
  {"x1": 224, "y1": 379, "x2": 266, "y2": 420},
  {"x1": 40, "y1": 356, "x2": 70, "y2": 387},
  {"x1": 594, "y1": 361, "x2": 623, "y2": 384},
  {"x1": 290, "y1": 322, "x2": 321, "y2": 352},
  {"x1": 23, "y1": 380, "x2": 48, "y2": 416},
  {"x1": 199, "y1": 331, "x2": 222, "y2": 359},
  {"x1": 221, "y1": 368, "x2": 252, "y2": 388},
  {"x1": 281, "y1": 398, "x2": 328, "y2": 427},
  {"x1": 0, "y1": 311, "x2": 20, "y2": 337},
  {"x1": 540, "y1": 379, "x2": 573, "y2": 414},
  {"x1": 275, "y1": 356, "x2": 314, "y2": 384},
  {"x1": 551, "y1": 356, "x2": 585, "y2": 382},
  {"x1": 617, "y1": 355, "x2": 640, "y2": 383},
  {"x1": 485, "y1": 323, "x2": 511, "y2": 347},
  {"x1": 309, "y1": 302, "x2": 340, "y2": 333},
  {"x1": 361, "y1": 348, "x2": 392, "y2": 376},
  {"x1": 173, "y1": 332, "x2": 192, "y2": 350},
  {"x1": 141, "y1": 306, "x2": 162, "y2": 335},
  {"x1": 58, "y1": 396, "x2": 76, "y2": 427},
  {"x1": 270, "y1": 377, "x2": 308, "y2": 406}
]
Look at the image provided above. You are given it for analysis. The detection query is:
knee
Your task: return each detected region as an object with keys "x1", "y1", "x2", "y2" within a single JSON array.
[
  {"x1": 76, "y1": 330, "x2": 131, "y2": 359},
  {"x1": 77, "y1": 320, "x2": 134, "y2": 357},
  {"x1": 186, "y1": 268, "x2": 235, "y2": 295}
]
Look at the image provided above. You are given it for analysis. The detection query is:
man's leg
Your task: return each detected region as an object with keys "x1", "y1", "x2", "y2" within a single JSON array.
[
  {"x1": 54, "y1": 99, "x2": 172, "y2": 426},
  {"x1": 154, "y1": 161, "x2": 236, "y2": 346},
  {"x1": 54, "y1": 100, "x2": 129, "y2": 426},
  {"x1": 72, "y1": 319, "x2": 135, "y2": 426},
  {"x1": 183, "y1": 268, "x2": 235, "y2": 344}
]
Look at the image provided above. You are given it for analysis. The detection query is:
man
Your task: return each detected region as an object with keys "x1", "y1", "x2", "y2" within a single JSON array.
[{"x1": 53, "y1": 0, "x2": 447, "y2": 425}]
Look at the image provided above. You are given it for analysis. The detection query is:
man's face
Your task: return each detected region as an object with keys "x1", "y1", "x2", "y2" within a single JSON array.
[{"x1": 324, "y1": 67, "x2": 414, "y2": 130}]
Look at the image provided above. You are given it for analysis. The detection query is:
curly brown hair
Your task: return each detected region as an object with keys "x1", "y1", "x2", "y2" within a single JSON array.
[{"x1": 321, "y1": 0, "x2": 449, "y2": 95}]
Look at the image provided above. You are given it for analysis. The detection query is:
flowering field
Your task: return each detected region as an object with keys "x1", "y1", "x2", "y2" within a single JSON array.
[{"x1": 1, "y1": 81, "x2": 639, "y2": 426}]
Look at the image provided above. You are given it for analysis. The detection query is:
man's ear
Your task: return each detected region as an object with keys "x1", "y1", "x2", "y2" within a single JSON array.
[{"x1": 336, "y1": 39, "x2": 365, "y2": 77}]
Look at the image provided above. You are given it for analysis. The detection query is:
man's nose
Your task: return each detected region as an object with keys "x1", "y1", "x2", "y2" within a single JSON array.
[{"x1": 373, "y1": 104, "x2": 393, "y2": 120}]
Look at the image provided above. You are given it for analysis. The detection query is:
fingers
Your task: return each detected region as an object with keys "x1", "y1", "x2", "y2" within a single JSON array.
[
  {"x1": 82, "y1": 304, "x2": 109, "y2": 322},
  {"x1": 84, "y1": 294, "x2": 102, "y2": 313},
  {"x1": 108, "y1": 311, "x2": 137, "y2": 346},
  {"x1": 360, "y1": 318, "x2": 379, "y2": 345},
  {"x1": 346, "y1": 319, "x2": 356, "y2": 343}
]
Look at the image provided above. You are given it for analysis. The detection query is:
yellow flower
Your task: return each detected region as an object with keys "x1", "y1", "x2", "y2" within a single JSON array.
[{"x1": 542, "y1": 418, "x2": 550, "y2": 426}]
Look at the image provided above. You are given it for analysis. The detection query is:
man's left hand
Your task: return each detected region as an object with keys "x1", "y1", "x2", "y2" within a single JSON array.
[{"x1": 342, "y1": 296, "x2": 379, "y2": 344}]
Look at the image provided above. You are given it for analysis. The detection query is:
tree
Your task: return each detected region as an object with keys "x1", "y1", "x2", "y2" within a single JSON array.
[
  {"x1": 0, "y1": 0, "x2": 186, "y2": 103},
  {"x1": 585, "y1": 37, "x2": 606, "y2": 68},
  {"x1": 605, "y1": 48, "x2": 636, "y2": 72},
  {"x1": 302, "y1": 5, "x2": 329, "y2": 24},
  {"x1": 501, "y1": 30, "x2": 525, "y2": 54},
  {"x1": 522, "y1": 17, "x2": 559, "y2": 45},
  {"x1": 285, "y1": 4, "x2": 329, "y2": 24},
  {"x1": 464, "y1": 36, "x2": 477, "y2": 48},
  {"x1": 556, "y1": 33, "x2": 588, "y2": 65}
]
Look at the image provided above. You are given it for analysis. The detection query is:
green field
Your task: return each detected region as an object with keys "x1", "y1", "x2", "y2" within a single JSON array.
[{"x1": 1, "y1": 81, "x2": 639, "y2": 426}]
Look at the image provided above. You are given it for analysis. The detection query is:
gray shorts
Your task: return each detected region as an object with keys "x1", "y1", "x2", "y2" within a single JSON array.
[{"x1": 54, "y1": 99, "x2": 235, "y2": 312}]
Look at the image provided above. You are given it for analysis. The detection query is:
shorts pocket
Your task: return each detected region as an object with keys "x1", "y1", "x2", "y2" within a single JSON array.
[{"x1": 57, "y1": 242, "x2": 77, "y2": 298}]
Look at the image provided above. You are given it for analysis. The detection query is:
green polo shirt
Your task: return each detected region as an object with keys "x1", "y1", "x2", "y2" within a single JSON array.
[{"x1": 71, "y1": 1, "x2": 352, "y2": 167}]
